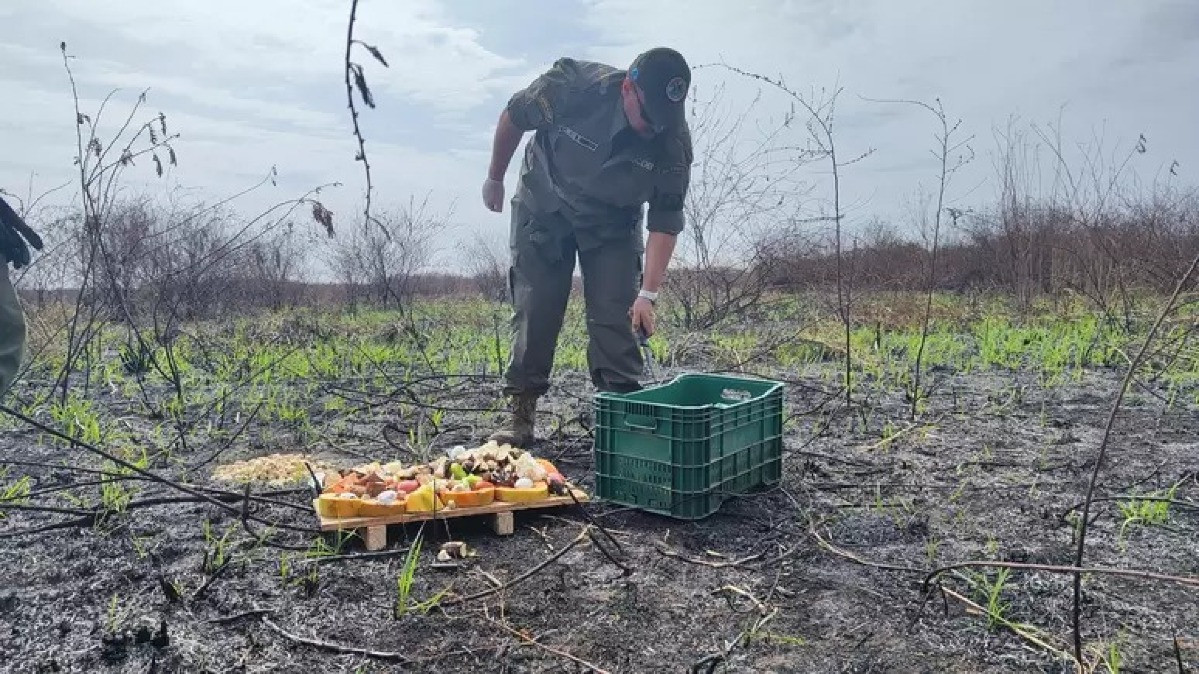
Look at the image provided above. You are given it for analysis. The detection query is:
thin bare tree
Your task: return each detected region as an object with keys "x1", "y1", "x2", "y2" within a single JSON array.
[
  {"x1": 668, "y1": 82, "x2": 818, "y2": 331},
  {"x1": 862, "y1": 96, "x2": 974, "y2": 419},
  {"x1": 712, "y1": 63, "x2": 873, "y2": 408}
]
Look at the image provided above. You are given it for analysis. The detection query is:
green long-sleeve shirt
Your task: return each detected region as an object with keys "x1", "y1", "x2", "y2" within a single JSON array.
[{"x1": 505, "y1": 57, "x2": 693, "y2": 251}]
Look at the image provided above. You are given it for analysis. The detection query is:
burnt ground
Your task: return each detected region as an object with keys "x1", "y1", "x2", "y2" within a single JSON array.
[{"x1": 1, "y1": 362, "x2": 1198, "y2": 674}]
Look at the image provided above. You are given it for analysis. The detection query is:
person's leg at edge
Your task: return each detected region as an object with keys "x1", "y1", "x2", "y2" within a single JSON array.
[
  {"x1": 0, "y1": 254, "x2": 26, "y2": 399},
  {"x1": 491, "y1": 201, "x2": 576, "y2": 446},
  {"x1": 578, "y1": 233, "x2": 644, "y2": 394}
]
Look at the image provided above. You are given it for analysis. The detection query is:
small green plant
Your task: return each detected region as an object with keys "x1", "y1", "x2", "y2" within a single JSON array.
[
  {"x1": 202, "y1": 520, "x2": 235, "y2": 573},
  {"x1": 105, "y1": 594, "x2": 130, "y2": 635},
  {"x1": 758, "y1": 632, "x2": 807, "y2": 647},
  {"x1": 394, "y1": 533, "x2": 423, "y2": 618},
  {"x1": 1115, "y1": 482, "x2": 1180, "y2": 547},
  {"x1": 306, "y1": 531, "x2": 351, "y2": 559},
  {"x1": 1102, "y1": 640, "x2": 1122, "y2": 674},
  {"x1": 871, "y1": 484, "x2": 884, "y2": 512},
  {"x1": 973, "y1": 567, "x2": 1011, "y2": 631},
  {"x1": 948, "y1": 478, "x2": 969, "y2": 504},
  {"x1": 924, "y1": 537, "x2": 940, "y2": 566},
  {"x1": 1064, "y1": 510, "x2": 1083, "y2": 543},
  {"x1": 984, "y1": 535, "x2": 999, "y2": 559},
  {"x1": 880, "y1": 420, "x2": 897, "y2": 444},
  {"x1": 278, "y1": 552, "x2": 292, "y2": 583},
  {"x1": 0, "y1": 474, "x2": 31, "y2": 519},
  {"x1": 131, "y1": 535, "x2": 155, "y2": 559},
  {"x1": 99, "y1": 476, "x2": 133, "y2": 514}
]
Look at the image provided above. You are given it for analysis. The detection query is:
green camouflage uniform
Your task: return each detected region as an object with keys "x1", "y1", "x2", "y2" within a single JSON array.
[
  {"x1": 502, "y1": 57, "x2": 693, "y2": 397},
  {"x1": 0, "y1": 252, "x2": 25, "y2": 398},
  {"x1": 0, "y1": 194, "x2": 38, "y2": 398}
]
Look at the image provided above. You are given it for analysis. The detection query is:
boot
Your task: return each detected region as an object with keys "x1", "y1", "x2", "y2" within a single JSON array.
[{"x1": 488, "y1": 393, "x2": 538, "y2": 447}]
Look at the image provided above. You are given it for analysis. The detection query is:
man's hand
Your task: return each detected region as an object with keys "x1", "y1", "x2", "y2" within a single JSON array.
[
  {"x1": 630, "y1": 296, "x2": 655, "y2": 340},
  {"x1": 0, "y1": 195, "x2": 42, "y2": 270},
  {"x1": 631, "y1": 231, "x2": 676, "y2": 342},
  {"x1": 482, "y1": 178, "x2": 505, "y2": 213}
]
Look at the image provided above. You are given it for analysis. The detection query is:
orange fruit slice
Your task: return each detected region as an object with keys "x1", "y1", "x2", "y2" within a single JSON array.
[
  {"x1": 358, "y1": 498, "x2": 406, "y2": 517},
  {"x1": 439, "y1": 486, "x2": 495, "y2": 509},
  {"x1": 495, "y1": 482, "x2": 548, "y2": 503},
  {"x1": 317, "y1": 493, "x2": 362, "y2": 518}
]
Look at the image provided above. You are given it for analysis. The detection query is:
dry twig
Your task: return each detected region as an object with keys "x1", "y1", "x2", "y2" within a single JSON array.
[
  {"x1": 810, "y1": 523, "x2": 925, "y2": 573},
  {"x1": 656, "y1": 542, "x2": 764, "y2": 569},
  {"x1": 482, "y1": 614, "x2": 612, "y2": 674},
  {"x1": 262, "y1": 617, "x2": 410, "y2": 663},
  {"x1": 208, "y1": 607, "x2": 276, "y2": 625},
  {"x1": 712, "y1": 585, "x2": 768, "y2": 614},
  {"x1": 441, "y1": 526, "x2": 591, "y2": 606},
  {"x1": 922, "y1": 560, "x2": 1199, "y2": 596}
]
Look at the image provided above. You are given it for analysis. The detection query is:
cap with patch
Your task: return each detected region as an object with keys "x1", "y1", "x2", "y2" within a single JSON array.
[{"x1": 629, "y1": 47, "x2": 690, "y2": 133}]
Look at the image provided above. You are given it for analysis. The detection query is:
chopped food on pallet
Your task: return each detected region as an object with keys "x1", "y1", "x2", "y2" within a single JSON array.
[{"x1": 312, "y1": 441, "x2": 575, "y2": 519}]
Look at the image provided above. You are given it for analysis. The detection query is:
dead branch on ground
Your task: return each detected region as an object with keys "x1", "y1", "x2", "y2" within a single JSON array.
[
  {"x1": 481, "y1": 614, "x2": 613, "y2": 674},
  {"x1": 262, "y1": 616, "x2": 410, "y2": 663},
  {"x1": 656, "y1": 542, "x2": 764, "y2": 569},
  {"x1": 440, "y1": 526, "x2": 592, "y2": 607}
]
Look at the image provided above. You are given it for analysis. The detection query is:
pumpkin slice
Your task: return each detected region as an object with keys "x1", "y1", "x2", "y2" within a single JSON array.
[
  {"x1": 495, "y1": 482, "x2": 548, "y2": 503},
  {"x1": 536, "y1": 459, "x2": 558, "y2": 476},
  {"x1": 317, "y1": 493, "x2": 362, "y2": 518},
  {"x1": 358, "y1": 498, "x2": 406, "y2": 517},
  {"x1": 439, "y1": 486, "x2": 495, "y2": 509},
  {"x1": 315, "y1": 493, "x2": 340, "y2": 517}
]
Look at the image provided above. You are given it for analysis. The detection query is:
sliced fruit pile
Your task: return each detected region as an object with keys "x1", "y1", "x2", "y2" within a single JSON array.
[{"x1": 313, "y1": 441, "x2": 573, "y2": 519}]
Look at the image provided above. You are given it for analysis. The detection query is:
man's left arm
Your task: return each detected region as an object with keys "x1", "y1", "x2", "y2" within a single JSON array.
[{"x1": 632, "y1": 129, "x2": 692, "y2": 337}]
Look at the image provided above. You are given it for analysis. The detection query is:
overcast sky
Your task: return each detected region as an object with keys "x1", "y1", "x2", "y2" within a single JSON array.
[{"x1": 1, "y1": 0, "x2": 1196, "y2": 274}]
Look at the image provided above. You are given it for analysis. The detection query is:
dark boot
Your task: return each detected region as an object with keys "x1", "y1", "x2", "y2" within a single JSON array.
[{"x1": 488, "y1": 393, "x2": 538, "y2": 447}]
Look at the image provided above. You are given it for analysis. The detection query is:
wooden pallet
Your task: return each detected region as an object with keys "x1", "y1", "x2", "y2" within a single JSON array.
[{"x1": 313, "y1": 489, "x2": 589, "y2": 551}]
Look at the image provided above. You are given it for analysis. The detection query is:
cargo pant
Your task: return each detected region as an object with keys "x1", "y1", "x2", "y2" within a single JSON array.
[
  {"x1": 0, "y1": 254, "x2": 25, "y2": 397},
  {"x1": 503, "y1": 197, "x2": 644, "y2": 397}
]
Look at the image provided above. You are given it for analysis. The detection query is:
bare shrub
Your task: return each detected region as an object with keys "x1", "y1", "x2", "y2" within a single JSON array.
[
  {"x1": 328, "y1": 195, "x2": 447, "y2": 310},
  {"x1": 456, "y1": 231, "x2": 510, "y2": 303},
  {"x1": 245, "y1": 220, "x2": 314, "y2": 310},
  {"x1": 665, "y1": 82, "x2": 820, "y2": 330}
]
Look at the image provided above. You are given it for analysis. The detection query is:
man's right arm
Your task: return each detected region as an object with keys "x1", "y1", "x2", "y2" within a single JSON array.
[
  {"x1": 482, "y1": 58, "x2": 578, "y2": 212},
  {"x1": 487, "y1": 109, "x2": 525, "y2": 182}
]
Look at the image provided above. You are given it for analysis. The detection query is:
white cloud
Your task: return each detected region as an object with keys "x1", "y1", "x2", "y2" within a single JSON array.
[
  {"x1": 5, "y1": 0, "x2": 528, "y2": 107},
  {"x1": 1, "y1": 0, "x2": 1196, "y2": 281},
  {"x1": 0, "y1": 0, "x2": 531, "y2": 269},
  {"x1": 580, "y1": 0, "x2": 1199, "y2": 232}
]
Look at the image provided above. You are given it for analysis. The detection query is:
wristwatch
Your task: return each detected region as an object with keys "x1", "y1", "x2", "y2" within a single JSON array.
[{"x1": 638, "y1": 289, "x2": 658, "y2": 304}]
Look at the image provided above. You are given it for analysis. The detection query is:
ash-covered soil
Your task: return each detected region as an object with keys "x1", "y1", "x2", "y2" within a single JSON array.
[{"x1": 2, "y1": 363, "x2": 1197, "y2": 673}]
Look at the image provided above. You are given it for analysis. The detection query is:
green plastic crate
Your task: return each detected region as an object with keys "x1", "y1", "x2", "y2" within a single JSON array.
[{"x1": 593, "y1": 372, "x2": 784, "y2": 520}]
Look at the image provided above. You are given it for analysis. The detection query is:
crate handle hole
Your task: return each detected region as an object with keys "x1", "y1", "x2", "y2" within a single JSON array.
[
  {"x1": 624, "y1": 414, "x2": 658, "y2": 430},
  {"x1": 721, "y1": 388, "x2": 752, "y2": 401}
]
